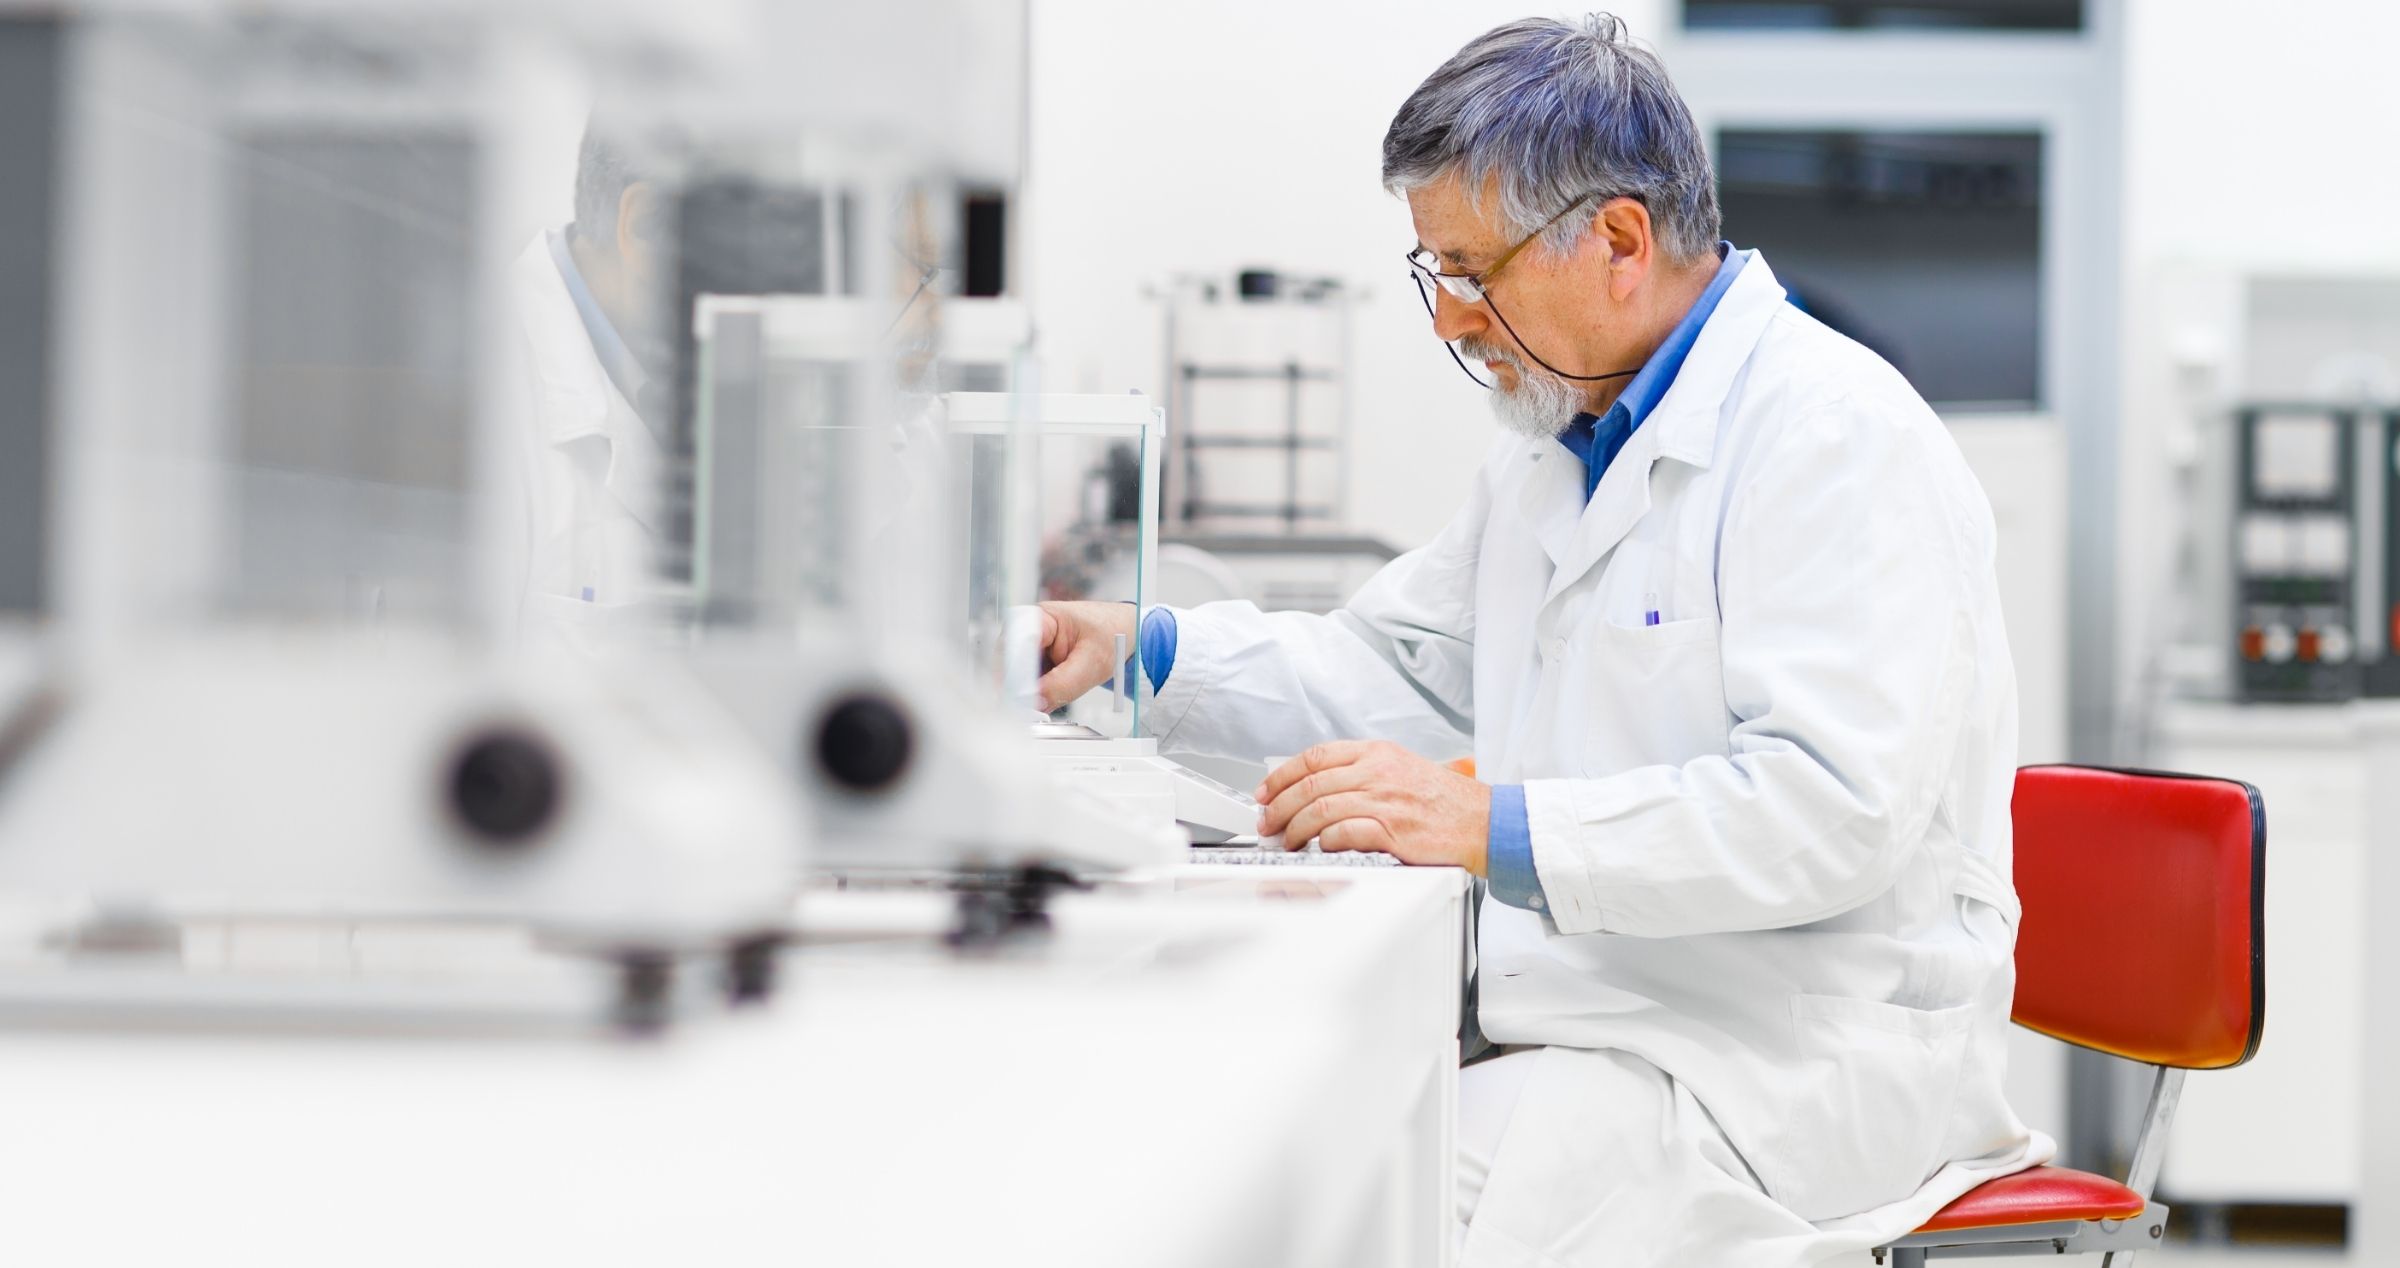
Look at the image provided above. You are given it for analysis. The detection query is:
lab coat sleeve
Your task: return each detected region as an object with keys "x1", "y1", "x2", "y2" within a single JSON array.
[
  {"x1": 1524, "y1": 393, "x2": 1988, "y2": 938},
  {"x1": 1141, "y1": 470, "x2": 1488, "y2": 765}
]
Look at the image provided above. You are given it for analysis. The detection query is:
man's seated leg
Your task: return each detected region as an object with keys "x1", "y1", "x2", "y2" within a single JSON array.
[
  {"x1": 1457, "y1": 1046, "x2": 1541, "y2": 1237},
  {"x1": 1457, "y1": 1047, "x2": 1838, "y2": 1267}
]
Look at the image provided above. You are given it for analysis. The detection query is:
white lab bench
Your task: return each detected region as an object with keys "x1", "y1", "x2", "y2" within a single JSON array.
[
  {"x1": 0, "y1": 864, "x2": 1471, "y2": 1268},
  {"x1": 2145, "y1": 701, "x2": 2371, "y2": 1207}
]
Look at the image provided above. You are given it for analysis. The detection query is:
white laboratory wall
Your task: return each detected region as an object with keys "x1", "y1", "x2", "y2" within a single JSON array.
[
  {"x1": 1022, "y1": 0, "x2": 1668, "y2": 553},
  {"x1": 2149, "y1": 704, "x2": 2366, "y2": 1203},
  {"x1": 1951, "y1": 418, "x2": 2069, "y2": 768}
]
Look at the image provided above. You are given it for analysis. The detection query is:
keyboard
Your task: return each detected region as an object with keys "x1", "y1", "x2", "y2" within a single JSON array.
[{"x1": 1189, "y1": 845, "x2": 1403, "y2": 868}]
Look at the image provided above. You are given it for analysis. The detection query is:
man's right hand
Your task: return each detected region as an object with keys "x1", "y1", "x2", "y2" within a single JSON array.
[{"x1": 1033, "y1": 600, "x2": 1140, "y2": 713}]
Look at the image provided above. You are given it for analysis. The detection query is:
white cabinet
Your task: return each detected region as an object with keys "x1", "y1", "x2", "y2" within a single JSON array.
[{"x1": 2148, "y1": 702, "x2": 2363, "y2": 1203}]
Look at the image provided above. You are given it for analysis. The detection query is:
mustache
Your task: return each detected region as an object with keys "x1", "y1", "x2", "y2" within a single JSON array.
[{"x1": 1456, "y1": 337, "x2": 1523, "y2": 369}]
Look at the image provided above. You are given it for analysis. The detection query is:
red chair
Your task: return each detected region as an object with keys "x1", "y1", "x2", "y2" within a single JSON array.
[{"x1": 1874, "y1": 764, "x2": 2265, "y2": 1266}]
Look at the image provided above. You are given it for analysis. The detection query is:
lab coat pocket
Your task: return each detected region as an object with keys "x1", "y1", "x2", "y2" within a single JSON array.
[
  {"x1": 1764, "y1": 993, "x2": 1976, "y2": 1222},
  {"x1": 1573, "y1": 618, "x2": 1729, "y2": 774}
]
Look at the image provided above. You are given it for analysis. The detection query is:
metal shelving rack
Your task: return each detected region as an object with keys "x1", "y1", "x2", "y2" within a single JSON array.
[{"x1": 1157, "y1": 271, "x2": 1354, "y2": 533}]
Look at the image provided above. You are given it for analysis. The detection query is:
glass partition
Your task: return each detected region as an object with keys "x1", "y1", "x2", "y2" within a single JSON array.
[
  {"x1": 945, "y1": 391, "x2": 1162, "y2": 736},
  {"x1": 51, "y1": 0, "x2": 1004, "y2": 662}
]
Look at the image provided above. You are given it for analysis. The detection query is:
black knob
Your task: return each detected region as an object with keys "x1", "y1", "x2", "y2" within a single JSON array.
[
  {"x1": 815, "y1": 694, "x2": 912, "y2": 793},
  {"x1": 448, "y1": 729, "x2": 562, "y2": 847}
]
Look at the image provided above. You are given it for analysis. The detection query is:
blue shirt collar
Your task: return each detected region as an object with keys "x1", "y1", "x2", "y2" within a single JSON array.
[
  {"x1": 1598, "y1": 241, "x2": 1748, "y2": 431},
  {"x1": 1556, "y1": 242, "x2": 1749, "y2": 500},
  {"x1": 547, "y1": 228, "x2": 649, "y2": 410}
]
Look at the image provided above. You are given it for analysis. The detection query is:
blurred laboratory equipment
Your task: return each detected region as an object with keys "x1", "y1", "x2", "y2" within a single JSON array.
[
  {"x1": 947, "y1": 389, "x2": 1261, "y2": 845},
  {"x1": 2227, "y1": 407, "x2": 2365, "y2": 702},
  {"x1": 289, "y1": 0, "x2": 1188, "y2": 936},
  {"x1": 672, "y1": 317, "x2": 1183, "y2": 930},
  {"x1": 0, "y1": 0, "x2": 819, "y2": 1029},
  {"x1": 2151, "y1": 275, "x2": 2400, "y2": 707}
]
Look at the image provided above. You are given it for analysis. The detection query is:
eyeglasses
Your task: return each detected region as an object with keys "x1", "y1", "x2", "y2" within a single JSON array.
[
  {"x1": 1404, "y1": 190, "x2": 1606, "y2": 305},
  {"x1": 1405, "y1": 190, "x2": 1640, "y2": 391}
]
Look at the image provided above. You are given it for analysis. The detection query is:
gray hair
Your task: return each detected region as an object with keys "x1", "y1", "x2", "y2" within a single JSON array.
[
  {"x1": 1382, "y1": 14, "x2": 1720, "y2": 264},
  {"x1": 572, "y1": 121, "x2": 640, "y2": 249}
]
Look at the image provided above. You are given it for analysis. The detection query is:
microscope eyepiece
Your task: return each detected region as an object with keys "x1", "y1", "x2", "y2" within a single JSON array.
[
  {"x1": 815, "y1": 694, "x2": 913, "y2": 793},
  {"x1": 447, "y1": 729, "x2": 564, "y2": 847}
]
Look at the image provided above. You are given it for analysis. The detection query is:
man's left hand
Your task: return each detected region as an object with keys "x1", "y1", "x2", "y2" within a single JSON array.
[{"x1": 1254, "y1": 741, "x2": 1490, "y2": 874}]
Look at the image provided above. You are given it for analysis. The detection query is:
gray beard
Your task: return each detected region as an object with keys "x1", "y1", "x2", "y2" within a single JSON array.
[{"x1": 1464, "y1": 340, "x2": 1584, "y2": 440}]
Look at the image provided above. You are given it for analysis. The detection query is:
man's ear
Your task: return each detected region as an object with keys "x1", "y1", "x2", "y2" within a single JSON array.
[
  {"x1": 1593, "y1": 197, "x2": 1655, "y2": 302},
  {"x1": 615, "y1": 181, "x2": 663, "y2": 260}
]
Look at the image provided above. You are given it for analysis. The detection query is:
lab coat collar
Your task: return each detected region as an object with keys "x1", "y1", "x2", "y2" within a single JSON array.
[
  {"x1": 1530, "y1": 253, "x2": 1790, "y2": 605},
  {"x1": 510, "y1": 232, "x2": 668, "y2": 534},
  {"x1": 545, "y1": 229, "x2": 652, "y2": 413},
  {"x1": 512, "y1": 233, "x2": 616, "y2": 447},
  {"x1": 1497, "y1": 436, "x2": 1589, "y2": 570},
  {"x1": 1539, "y1": 427, "x2": 1656, "y2": 608},
  {"x1": 1640, "y1": 250, "x2": 1790, "y2": 472}
]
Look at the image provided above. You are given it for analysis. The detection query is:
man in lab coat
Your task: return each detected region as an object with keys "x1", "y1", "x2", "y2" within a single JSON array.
[
  {"x1": 1036, "y1": 14, "x2": 2050, "y2": 1266},
  {"x1": 498, "y1": 123, "x2": 677, "y2": 639}
]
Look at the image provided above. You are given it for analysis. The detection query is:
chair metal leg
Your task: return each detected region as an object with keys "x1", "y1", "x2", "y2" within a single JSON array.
[
  {"x1": 2123, "y1": 1064, "x2": 2186, "y2": 1200},
  {"x1": 1890, "y1": 1248, "x2": 1927, "y2": 1267},
  {"x1": 2098, "y1": 1065, "x2": 2180, "y2": 1268}
]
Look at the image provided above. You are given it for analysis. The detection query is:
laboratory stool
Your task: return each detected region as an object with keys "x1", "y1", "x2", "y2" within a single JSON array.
[{"x1": 1874, "y1": 763, "x2": 2265, "y2": 1266}]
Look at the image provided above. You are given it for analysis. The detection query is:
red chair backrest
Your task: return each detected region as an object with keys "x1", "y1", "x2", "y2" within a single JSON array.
[{"x1": 2010, "y1": 764, "x2": 2265, "y2": 1069}]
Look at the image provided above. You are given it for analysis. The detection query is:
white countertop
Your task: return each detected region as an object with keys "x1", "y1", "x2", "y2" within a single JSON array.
[{"x1": 0, "y1": 864, "x2": 1470, "y2": 1268}]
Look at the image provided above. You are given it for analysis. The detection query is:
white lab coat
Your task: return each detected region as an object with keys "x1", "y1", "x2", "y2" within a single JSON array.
[
  {"x1": 1146, "y1": 253, "x2": 2051, "y2": 1266},
  {"x1": 497, "y1": 231, "x2": 670, "y2": 649},
  {"x1": 497, "y1": 231, "x2": 951, "y2": 648}
]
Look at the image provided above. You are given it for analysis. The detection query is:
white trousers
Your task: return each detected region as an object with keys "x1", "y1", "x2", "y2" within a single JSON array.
[
  {"x1": 1456, "y1": 1049, "x2": 1541, "y2": 1232},
  {"x1": 1454, "y1": 1046, "x2": 1853, "y2": 1268}
]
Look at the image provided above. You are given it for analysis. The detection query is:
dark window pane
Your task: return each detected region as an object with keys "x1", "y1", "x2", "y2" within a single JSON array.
[
  {"x1": 1685, "y1": 0, "x2": 2082, "y2": 31},
  {"x1": 1717, "y1": 128, "x2": 2042, "y2": 408},
  {"x1": 0, "y1": 16, "x2": 60, "y2": 615}
]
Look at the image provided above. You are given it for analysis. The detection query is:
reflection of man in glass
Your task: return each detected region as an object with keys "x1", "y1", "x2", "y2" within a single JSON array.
[{"x1": 500, "y1": 123, "x2": 674, "y2": 627}]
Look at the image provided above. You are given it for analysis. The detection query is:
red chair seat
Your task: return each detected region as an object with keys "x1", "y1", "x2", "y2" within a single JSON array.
[{"x1": 1914, "y1": 1166, "x2": 2147, "y2": 1234}]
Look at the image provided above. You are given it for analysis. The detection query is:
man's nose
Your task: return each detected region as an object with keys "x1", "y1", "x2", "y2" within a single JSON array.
[{"x1": 1430, "y1": 286, "x2": 1486, "y2": 345}]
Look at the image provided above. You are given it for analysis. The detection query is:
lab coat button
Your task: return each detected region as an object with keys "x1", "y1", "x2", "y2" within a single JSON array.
[
  {"x1": 1541, "y1": 638, "x2": 1567, "y2": 661},
  {"x1": 1527, "y1": 893, "x2": 1546, "y2": 911}
]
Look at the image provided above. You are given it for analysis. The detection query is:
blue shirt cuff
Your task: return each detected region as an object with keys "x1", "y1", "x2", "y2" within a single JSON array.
[
  {"x1": 1139, "y1": 606, "x2": 1178, "y2": 693},
  {"x1": 1486, "y1": 785, "x2": 1547, "y2": 912}
]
